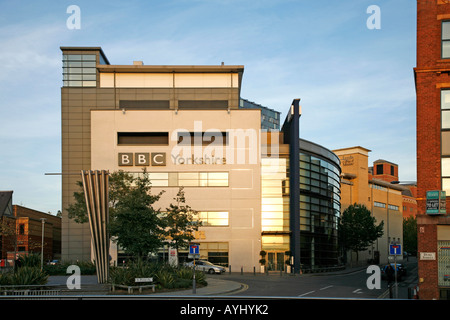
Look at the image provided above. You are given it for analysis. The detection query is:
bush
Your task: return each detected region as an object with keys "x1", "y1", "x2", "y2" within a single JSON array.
[
  {"x1": 0, "y1": 267, "x2": 48, "y2": 286},
  {"x1": 44, "y1": 260, "x2": 96, "y2": 275},
  {"x1": 109, "y1": 260, "x2": 207, "y2": 291},
  {"x1": 10, "y1": 267, "x2": 49, "y2": 285}
]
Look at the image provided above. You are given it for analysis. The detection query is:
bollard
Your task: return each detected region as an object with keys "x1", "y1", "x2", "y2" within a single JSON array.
[
  {"x1": 241, "y1": 266, "x2": 243, "y2": 275},
  {"x1": 253, "y1": 266, "x2": 256, "y2": 276},
  {"x1": 229, "y1": 265, "x2": 231, "y2": 275}
]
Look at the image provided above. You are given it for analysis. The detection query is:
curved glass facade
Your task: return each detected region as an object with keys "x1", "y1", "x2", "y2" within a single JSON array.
[
  {"x1": 261, "y1": 138, "x2": 341, "y2": 271},
  {"x1": 299, "y1": 139, "x2": 341, "y2": 269}
]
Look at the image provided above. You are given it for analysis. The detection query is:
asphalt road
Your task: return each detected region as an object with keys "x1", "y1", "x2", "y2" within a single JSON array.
[{"x1": 213, "y1": 258, "x2": 418, "y2": 299}]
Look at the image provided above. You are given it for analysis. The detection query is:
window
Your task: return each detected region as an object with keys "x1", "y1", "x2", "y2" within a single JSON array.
[
  {"x1": 177, "y1": 132, "x2": 228, "y2": 146},
  {"x1": 388, "y1": 204, "x2": 399, "y2": 211},
  {"x1": 390, "y1": 165, "x2": 395, "y2": 176},
  {"x1": 62, "y1": 54, "x2": 97, "y2": 87},
  {"x1": 19, "y1": 224, "x2": 25, "y2": 235},
  {"x1": 198, "y1": 211, "x2": 229, "y2": 226},
  {"x1": 376, "y1": 164, "x2": 383, "y2": 175},
  {"x1": 130, "y1": 172, "x2": 228, "y2": 187},
  {"x1": 442, "y1": 90, "x2": 450, "y2": 195},
  {"x1": 374, "y1": 201, "x2": 386, "y2": 208},
  {"x1": 443, "y1": 21, "x2": 450, "y2": 59},
  {"x1": 117, "y1": 132, "x2": 169, "y2": 145}
]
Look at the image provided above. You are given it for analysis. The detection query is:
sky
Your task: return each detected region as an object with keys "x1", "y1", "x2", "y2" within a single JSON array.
[{"x1": 0, "y1": 0, "x2": 417, "y2": 215}]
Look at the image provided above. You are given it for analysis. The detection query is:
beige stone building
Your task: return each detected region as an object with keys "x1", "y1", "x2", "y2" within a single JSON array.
[{"x1": 333, "y1": 147, "x2": 404, "y2": 265}]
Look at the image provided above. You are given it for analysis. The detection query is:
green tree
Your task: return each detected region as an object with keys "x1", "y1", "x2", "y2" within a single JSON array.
[
  {"x1": 66, "y1": 170, "x2": 166, "y2": 258},
  {"x1": 403, "y1": 216, "x2": 417, "y2": 256},
  {"x1": 108, "y1": 171, "x2": 165, "y2": 258},
  {"x1": 66, "y1": 180, "x2": 88, "y2": 224},
  {"x1": 163, "y1": 187, "x2": 201, "y2": 263},
  {"x1": 339, "y1": 203, "x2": 384, "y2": 262}
]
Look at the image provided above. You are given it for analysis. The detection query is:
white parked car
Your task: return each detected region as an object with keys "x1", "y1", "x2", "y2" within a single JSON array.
[{"x1": 185, "y1": 260, "x2": 226, "y2": 274}]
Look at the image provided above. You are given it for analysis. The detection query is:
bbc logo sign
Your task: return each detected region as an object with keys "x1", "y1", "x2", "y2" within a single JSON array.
[{"x1": 118, "y1": 153, "x2": 166, "y2": 166}]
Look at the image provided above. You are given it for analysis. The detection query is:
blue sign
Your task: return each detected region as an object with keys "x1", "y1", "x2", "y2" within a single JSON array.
[
  {"x1": 389, "y1": 244, "x2": 402, "y2": 255},
  {"x1": 189, "y1": 244, "x2": 199, "y2": 255}
]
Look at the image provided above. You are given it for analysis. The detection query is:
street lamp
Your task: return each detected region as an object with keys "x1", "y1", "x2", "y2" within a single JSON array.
[{"x1": 40, "y1": 218, "x2": 46, "y2": 270}]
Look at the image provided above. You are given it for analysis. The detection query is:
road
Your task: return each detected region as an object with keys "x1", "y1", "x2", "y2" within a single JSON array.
[{"x1": 212, "y1": 257, "x2": 418, "y2": 299}]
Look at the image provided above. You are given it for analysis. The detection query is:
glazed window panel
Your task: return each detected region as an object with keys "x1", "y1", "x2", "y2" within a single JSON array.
[
  {"x1": 442, "y1": 132, "x2": 450, "y2": 156},
  {"x1": 442, "y1": 158, "x2": 450, "y2": 177},
  {"x1": 441, "y1": 90, "x2": 450, "y2": 110},
  {"x1": 198, "y1": 211, "x2": 229, "y2": 226},
  {"x1": 442, "y1": 110, "x2": 450, "y2": 129},
  {"x1": 443, "y1": 21, "x2": 450, "y2": 59},
  {"x1": 442, "y1": 178, "x2": 450, "y2": 195}
]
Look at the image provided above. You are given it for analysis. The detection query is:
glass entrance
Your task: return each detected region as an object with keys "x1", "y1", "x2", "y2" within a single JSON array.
[{"x1": 267, "y1": 252, "x2": 285, "y2": 271}]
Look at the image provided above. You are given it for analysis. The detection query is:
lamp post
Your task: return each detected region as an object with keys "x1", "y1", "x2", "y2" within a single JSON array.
[{"x1": 40, "y1": 218, "x2": 46, "y2": 271}]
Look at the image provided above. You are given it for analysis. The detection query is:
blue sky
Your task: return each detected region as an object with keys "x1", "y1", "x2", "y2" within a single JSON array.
[{"x1": 0, "y1": 0, "x2": 417, "y2": 215}]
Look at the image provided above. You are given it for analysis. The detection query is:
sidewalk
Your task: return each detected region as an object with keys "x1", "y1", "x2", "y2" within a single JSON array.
[{"x1": 47, "y1": 275, "x2": 244, "y2": 296}]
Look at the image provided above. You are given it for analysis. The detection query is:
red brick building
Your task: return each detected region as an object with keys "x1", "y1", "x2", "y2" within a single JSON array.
[
  {"x1": 0, "y1": 191, "x2": 61, "y2": 266},
  {"x1": 415, "y1": 0, "x2": 450, "y2": 300},
  {"x1": 369, "y1": 160, "x2": 417, "y2": 218}
]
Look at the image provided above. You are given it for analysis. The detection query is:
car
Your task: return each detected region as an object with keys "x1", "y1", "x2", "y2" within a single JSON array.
[
  {"x1": 185, "y1": 260, "x2": 226, "y2": 274},
  {"x1": 381, "y1": 263, "x2": 407, "y2": 281}
]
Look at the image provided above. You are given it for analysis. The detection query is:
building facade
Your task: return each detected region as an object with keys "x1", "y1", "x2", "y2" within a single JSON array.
[
  {"x1": 333, "y1": 147, "x2": 404, "y2": 265},
  {"x1": 415, "y1": 0, "x2": 450, "y2": 300},
  {"x1": 239, "y1": 98, "x2": 281, "y2": 130},
  {"x1": 60, "y1": 47, "x2": 341, "y2": 272},
  {"x1": 0, "y1": 191, "x2": 61, "y2": 265}
]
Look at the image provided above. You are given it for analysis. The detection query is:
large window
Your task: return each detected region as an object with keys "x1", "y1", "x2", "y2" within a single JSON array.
[
  {"x1": 443, "y1": 21, "x2": 450, "y2": 59},
  {"x1": 62, "y1": 54, "x2": 97, "y2": 87},
  {"x1": 442, "y1": 90, "x2": 450, "y2": 194},
  {"x1": 198, "y1": 211, "x2": 229, "y2": 226},
  {"x1": 118, "y1": 132, "x2": 169, "y2": 145},
  {"x1": 130, "y1": 172, "x2": 228, "y2": 187}
]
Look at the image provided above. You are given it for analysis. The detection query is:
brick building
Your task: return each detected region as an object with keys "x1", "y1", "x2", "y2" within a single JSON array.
[
  {"x1": 0, "y1": 191, "x2": 61, "y2": 265},
  {"x1": 415, "y1": 0, "x2": 450, "y2": 300},
  {"x1": 370, "y1": 160, "x2": 417, "y2": 218}
]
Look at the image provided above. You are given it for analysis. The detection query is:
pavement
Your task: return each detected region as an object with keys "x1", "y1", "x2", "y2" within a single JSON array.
[
  {"x1": 41, "y1": 260, "x2": 418, "y2": 298},
  {"x1": 46, "y1": 274, "x2": 244, "y2": 297}
]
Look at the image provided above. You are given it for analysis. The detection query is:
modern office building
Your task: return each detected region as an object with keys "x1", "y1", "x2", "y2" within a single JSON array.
[
  {"x1": 334, "y1": 147, "x2": 404, "y2": 265},
  {"x1": 415, "y1": 0, "x2": 450, "y2": 300},
  {"x1": 60, "y1": 47, "x2": 341, "y2": 272},
  {"x1": 239, "y1": 98, "x2": 281, "y2": 130}
]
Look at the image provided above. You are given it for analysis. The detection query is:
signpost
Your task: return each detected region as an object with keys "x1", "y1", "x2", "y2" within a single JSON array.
[
  {"x1": 189, "y1": 243, "x2": 200, "y2": 294},
  {"x1": 389, "y1": 243, "x2": 401, "y2": 299}
]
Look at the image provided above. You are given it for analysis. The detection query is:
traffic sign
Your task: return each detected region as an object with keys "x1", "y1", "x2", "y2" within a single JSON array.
[
  {"x1": 189, "y1": 244, "x2": 199, "y2": 255},
  {"x1": 389, "y1": 244, "x2": 402, "y2": 255}
]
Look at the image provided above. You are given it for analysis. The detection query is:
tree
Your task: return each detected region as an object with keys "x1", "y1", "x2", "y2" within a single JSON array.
[
  {"x1": 108, "y1": 171, "x2": 165, "y2": 258},
  {"x1": 403, "y1": 216, "x2": 417, "y2": 256},
  {"x1": 163, "y1": 187, "x2": 201, "y2": 263},
  {"x1": 339, "y1": 203, "x2": 384, "y2": 262},
  {"x1": 66, "y1": 170, "x2": 166, "y2": 258},
  {"x1": 66, "y1": 181, "x2": 88, "y2": 224}
]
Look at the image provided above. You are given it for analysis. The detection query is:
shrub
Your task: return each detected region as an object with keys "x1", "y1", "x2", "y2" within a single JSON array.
[
  {"x1": 109, "y1": 260, "x2": 207, "y2": 291},
  {"x1": 10, "y1": 267, "x2": 48, "y2": 285},
  {"x1": 0, "y1": 267, "x2": 48, "y2": 285},
  {"x1": 155, "y1": 270, "x2": 175, "y2": 289},
  {"x1": 43, "y1": 260, "x2": 96, "y2": 275}
]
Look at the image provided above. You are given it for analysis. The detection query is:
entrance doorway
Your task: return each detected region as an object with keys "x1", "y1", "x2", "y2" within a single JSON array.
[{"x1": 267, "y1": 252, "x2": 285, "y2": 271}]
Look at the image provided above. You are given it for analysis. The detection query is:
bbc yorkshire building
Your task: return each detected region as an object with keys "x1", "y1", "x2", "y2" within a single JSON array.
[{"x1": 61, "y1": 47, "x2": 341, "y2": 273}]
